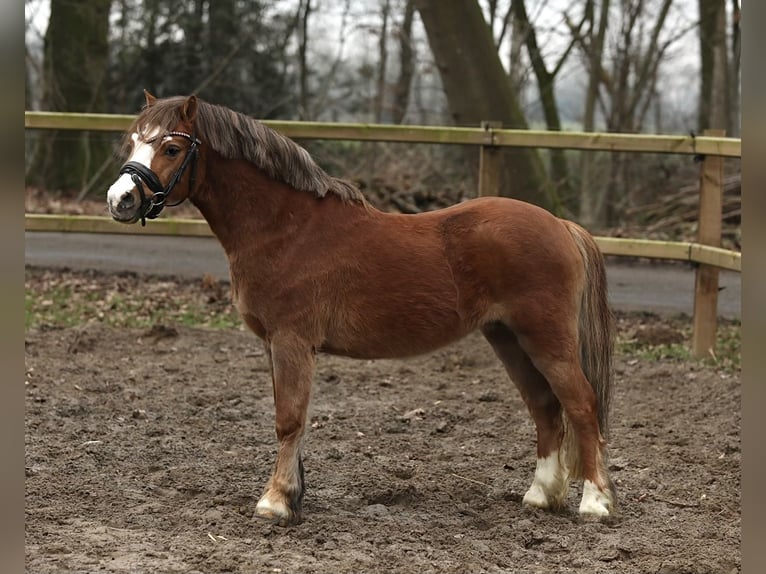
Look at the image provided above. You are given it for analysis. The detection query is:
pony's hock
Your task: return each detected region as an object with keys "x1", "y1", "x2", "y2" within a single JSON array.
[{"x1": 107, "y1": 92, "x2": 617, "y2": 526}]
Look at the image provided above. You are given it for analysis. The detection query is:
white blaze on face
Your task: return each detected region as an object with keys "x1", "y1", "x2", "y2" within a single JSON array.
[{"x1": 106, "y1": 126, "x2": 161, "y2": 210}]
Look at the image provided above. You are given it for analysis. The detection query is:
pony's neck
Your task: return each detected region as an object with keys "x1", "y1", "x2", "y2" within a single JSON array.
[{"x1": 190, "y1": 155, "x2": 335, "y2": 254}]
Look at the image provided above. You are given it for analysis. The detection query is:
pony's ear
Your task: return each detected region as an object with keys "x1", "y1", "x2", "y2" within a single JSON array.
[
  {"x1": 181, "y1": 95, "x2": 198, "y2": 124},
  {"x1": 143, "y1": 89, "x2": 157, "y2": 106}
]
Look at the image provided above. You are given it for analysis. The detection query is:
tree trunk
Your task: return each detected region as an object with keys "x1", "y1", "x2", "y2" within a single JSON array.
[
  {"x1": 392, "y1": 0, "x2": 415, "y2": 124},
  {"x1": 710, "y1": 0, "x2": 729, "y2": 130},
  {"x1": 578, "y1": 0, "x2": 610, "y2": 228},
  {"x1": 179, "y1": 0, "x2": 205, "y2": 95},
  {"x1": 729, "y1": 0, "x2": 740, "y2": 136},
  {"x1": 374, "y1": 0, "x2": 391, "y2": 123},
  {"x1": 508, "y1": 6, "x2": 525, "y2": 99},
  {"x1": 30, "y1": 0, "x2": 112, "y2": 194},
  {"x1": 414, "y1": 0, "x2": 551, "y2": 209},
  {"x1": 202, "y1": 0, "x2": 240, "y2": 102},
  {"x1": 142, "y1": 0, "x2": 161, "y2": 94},
  {"x1": 512, "y1": 0, "x2": 571, "y2": 204},
  {"x1": 698, "y1": 0, "x2": 728, "y2": 131},
  {"x1": 298, "y1": 0, "x2": 312, "y2": 119}
]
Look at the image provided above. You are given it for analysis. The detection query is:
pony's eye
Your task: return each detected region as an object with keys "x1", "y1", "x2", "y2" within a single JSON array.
[{"x1": 165, "y1": 145, "x2": 181, "y2": 158}]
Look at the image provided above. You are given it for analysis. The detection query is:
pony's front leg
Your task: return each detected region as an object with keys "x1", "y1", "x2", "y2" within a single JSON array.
[{"x1": 255, "y1": 334, "x2": 316, "y2": 526}]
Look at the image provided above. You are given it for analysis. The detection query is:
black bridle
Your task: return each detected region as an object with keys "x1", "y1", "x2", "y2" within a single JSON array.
[{"x1": 119, "y1": 131, "x2": 201, "y2": 226}]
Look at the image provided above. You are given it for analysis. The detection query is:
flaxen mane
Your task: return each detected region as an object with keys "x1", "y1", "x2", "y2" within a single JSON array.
[{"x1": 124, "y1": 96, "x2": 366, "y2": 204}]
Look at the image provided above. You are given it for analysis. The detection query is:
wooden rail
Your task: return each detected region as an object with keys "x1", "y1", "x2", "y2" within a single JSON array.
[
  {"x1": 25, "y1": 112, "x2": 742, "y2": 356},
  {"x1": 24, "y1": 111, "x2": 741, "y2": 157}
]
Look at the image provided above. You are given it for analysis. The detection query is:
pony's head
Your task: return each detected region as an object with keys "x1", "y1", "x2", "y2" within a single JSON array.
[{"x1": 107, "y1": 91, "x2": 201, "y2": 225}]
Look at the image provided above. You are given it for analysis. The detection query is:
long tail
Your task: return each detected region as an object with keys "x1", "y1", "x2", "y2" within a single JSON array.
[{"x1": 564, "y1": 221, "x2": 615, "y2": 439}]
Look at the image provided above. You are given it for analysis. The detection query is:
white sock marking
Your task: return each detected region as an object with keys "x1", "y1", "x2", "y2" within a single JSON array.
[
  {"x1": 522, "y1": 451, "x2": 569, "y2": 509},
  {"x1": 255, "y1": 494, "x2": 290, "y2": 519},
  {"x1": 579, "y1": 479, "x2": 612, "y2": 516}
]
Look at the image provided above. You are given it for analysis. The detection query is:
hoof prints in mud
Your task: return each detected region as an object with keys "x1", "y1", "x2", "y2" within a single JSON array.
[{"x1": 26, "y1": 321, "x2": 740, "y2": 573}]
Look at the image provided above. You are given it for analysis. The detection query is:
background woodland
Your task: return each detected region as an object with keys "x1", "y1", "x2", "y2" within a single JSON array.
[{"x1": 24, "y1": 0, "x2": 741, "y2": 237}]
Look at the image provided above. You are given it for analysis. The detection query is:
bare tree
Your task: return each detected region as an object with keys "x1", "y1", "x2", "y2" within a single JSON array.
[
  {"x1": 29, "y1": 0, "x2": 112, "y2": 194},
  {"x1": 25, "y1": 0, "x2": 46, "y2": 110},
  {"x1": 698, "y1": 0, "x2": 739, "y2": 135},
  {"x1": 508, "y1": 4, "x2": 527, "y2": 99},
  {"x1": 309, "y1": 0, "x2": 352, "y2": 120},
  {"x1": 512, "y1": 0, "x2": 587, "y2": 201},
  {"x1": 298, "y1": 0, "x2": 312, "y2": 119},
  {"x1": 575, "y1": 0, "x2": 611, "y2": 228},
  {"x1": 729, "y1": 0, "x2": 740, "y2": 136},
  {"x1": 105, "y1": 0, "x2": 297, "y2": 117},
  {"x1": 392, "y1": 0, "x2": 416, "y2": 124},
  {"x1": 485, "y1": 0, "x2": 513, "y2": 48},
  {"x1": 374, "y1": 0, "x2": 391, "y2": 123},
  {"x1": 414, "y1": 0, "x2": 551, "y2": 208},
  {"x1": 570, "y1": 0, "x2": 690, "y2": 227}
]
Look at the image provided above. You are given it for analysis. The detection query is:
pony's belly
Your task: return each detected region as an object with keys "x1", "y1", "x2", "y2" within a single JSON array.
[
  {"x1": 317, "y1": 293, "x2": 503, "y2": 360},
  {"x1": 318, "y1": 323, "x2": 473, "y2": 360}
]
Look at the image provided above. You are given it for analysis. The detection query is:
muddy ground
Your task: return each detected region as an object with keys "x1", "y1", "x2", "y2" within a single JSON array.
[{"x1": 25, "y1": 272, "x2": 740, "y2": 574}]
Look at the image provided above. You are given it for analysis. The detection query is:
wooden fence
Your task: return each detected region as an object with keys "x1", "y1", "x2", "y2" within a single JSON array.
[{"x1": 24, "y1": 112, "x2": 741, "y2": 357}]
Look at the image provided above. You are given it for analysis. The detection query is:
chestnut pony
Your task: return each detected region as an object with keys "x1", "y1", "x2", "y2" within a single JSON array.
[{"x1": 107, "y1": 92, "x2": 616, "y2": 526}]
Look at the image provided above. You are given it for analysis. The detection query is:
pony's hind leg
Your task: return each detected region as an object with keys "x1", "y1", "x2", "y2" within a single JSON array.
[
  {"x1": 516, "y1": 325, "x2": 615, "y2": 517},
  {"x1": 481, "y1": 322, "x2": 570, "y2": 511},
  {"x1": 254, "y1": 333, "x2": 315, "y2": 526}
]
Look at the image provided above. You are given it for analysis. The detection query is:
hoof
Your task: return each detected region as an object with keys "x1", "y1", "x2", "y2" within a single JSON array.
[
  {"x1": 521, "y1": 452, "x2": 569, "y2": 512},
  {"x1": 522, "y1": 484, "x2": 551, "y2": 509},
  {"x1": 254, "y1": 496, "x2": 301, "y2": 527},
  {"x1": 578, "y1": 480, "x2": 614, "y2": 517},
  {"x1": 522, "y1": 484, "x2": 567, "y2": 512}
]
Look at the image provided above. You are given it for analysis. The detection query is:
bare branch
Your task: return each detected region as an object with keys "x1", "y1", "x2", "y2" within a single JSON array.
[
  {"x1": 192, "y1": 40, "x2": 243, "y2": 96},
  {"x1": 312, "y1": 0, "x2": 352, "y2": 118},
  {"x1": 625, "y1": 0, "x2": 674, "y2": 118},
  {"x1": 495, "y1": 2, "x2": 514, "y2": 48},
  {"x1": 550, "y1": 10, "x2": 588, "y2": 79}
]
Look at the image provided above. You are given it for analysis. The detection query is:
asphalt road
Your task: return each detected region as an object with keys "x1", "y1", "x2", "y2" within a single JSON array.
[{"x1": 25, "y1": 232, "x2": 741, "y2": 319}]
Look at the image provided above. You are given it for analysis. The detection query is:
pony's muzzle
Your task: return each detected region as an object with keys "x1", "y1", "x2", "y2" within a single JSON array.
[
  {"x1": 117, "y1": 191, "x2": 136, "y2": 211},
  {"x1": 107, "y1": 174, "x2": 142, "y2": 223}
]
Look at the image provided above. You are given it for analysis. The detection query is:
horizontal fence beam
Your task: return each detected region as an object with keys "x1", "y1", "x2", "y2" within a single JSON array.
[
  {"x1": 25, "y1": 111, "x2": 137, "y2": 133},
  {"x1": 24, "y1": 111, "x2": 741, "y2": 157},
  {"x1": 594, "y1": 237, "x2": 691, "y2": 261},
  {"x1": 25, "y1": 214, "x2": 741, "y2": 272},
  {"x1": 595, "y1": 237, "x2": 741, "y2": 272},
  {"x1": 25, "y1": 214, "x2": 214, "y2": 237}
]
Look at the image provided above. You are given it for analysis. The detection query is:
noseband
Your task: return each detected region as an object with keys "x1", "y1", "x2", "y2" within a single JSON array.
[{"x1": 119, "y1": 131, "x2": 201, "y2": 226}]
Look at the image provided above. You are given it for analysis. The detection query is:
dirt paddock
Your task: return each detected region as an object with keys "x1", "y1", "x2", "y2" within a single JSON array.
[{"x1": 25, "y1": 276, "x2": 740, "y2": 573}]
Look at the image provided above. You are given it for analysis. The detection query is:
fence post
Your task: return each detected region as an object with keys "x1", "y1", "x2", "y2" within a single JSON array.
[
  {"x1": 478, "y1": 121, "x2": 502, "y2": 197},
  {"x1": 692, "y1": 128, "x2": 726, "y2": 358}
]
